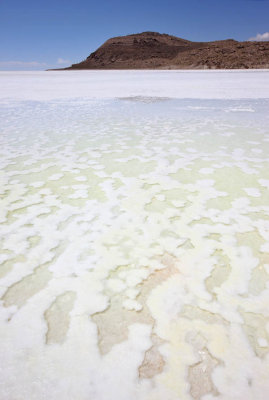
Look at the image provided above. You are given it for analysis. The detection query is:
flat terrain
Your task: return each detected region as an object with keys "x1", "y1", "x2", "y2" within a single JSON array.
[
  {"x1": 1, "y1": 69, "x2": 269, "y2": 100},
  {"x1": 0, "y1": 71, "x2": 269, "y2": 400}
]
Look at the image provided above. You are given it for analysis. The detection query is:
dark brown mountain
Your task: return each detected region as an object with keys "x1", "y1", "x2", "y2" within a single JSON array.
[{"x1": 59, "y1": 31, "x2": 269, "y2": 70}]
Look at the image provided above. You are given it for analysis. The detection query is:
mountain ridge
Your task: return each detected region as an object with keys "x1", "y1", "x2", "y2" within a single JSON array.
[{"x1": 53, "y1": 31, "x2": 269, "y2": 70}]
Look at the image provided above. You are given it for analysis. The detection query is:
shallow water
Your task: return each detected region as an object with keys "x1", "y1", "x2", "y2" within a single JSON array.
[{"x1": 0, "y1": 72, "x2": 269, "y2": 400}]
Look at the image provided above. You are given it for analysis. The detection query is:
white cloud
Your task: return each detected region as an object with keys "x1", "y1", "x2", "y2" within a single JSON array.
[
  {"x1": 248, "y1": 32, "x2": 269, "y2": 41},
  {"x1": 57, "y1": 58, "x2": 70, "y2": 65},
  {"x1": 0, "y1": 60, "x2": 47, "y2": 70}
]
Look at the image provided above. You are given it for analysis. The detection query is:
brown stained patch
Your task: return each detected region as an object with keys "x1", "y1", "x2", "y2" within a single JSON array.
[
  {"x1": 2, "y1": 241, "x2": 68, "y2": 308},
  {"x1": 249, "y1": 211, "x2": 269, "y2": 221},
  {"x1": 143, "y1": 183, "x2": 160, "y2": 190},
  {"x1": 161, "y1": 188, "x2": 190, "y2": 209},
  {"x1": 208, "y1": 233, "x2": 221, "y2": 241},
  {"x1": 92, "y1": 254, "x2": 179, "y2": 356},
  {"x1": 58, "y1": 214, "x2": 77, "y2": 231},
  {"x1": 189, "y1": 218, "x2": 215, "y2": 226},
  {"x1": 169, "y1": 167, "x2": 207, "y2": 185},
  {"x1": 92, "y1": 295, "x2": 149, "y2": 354},
  {"x1": 0, "y1": 254, "x2": 26, "y2": 279},
  {"x1": 145, "y1": 198, "x2": 170, "y2": 213},
  {"x1": 145, "y1": 187, "x2": 191, "y2": 214},
  {"x1": 239, "y1": 310, "x2": 269, "y2": 358},
  {"x1": 139, "y1": 334, "x2": 165, "y2": 379},
  {"x1": 236, "y1": 230, "x2": 269, "y2": 295},
  {"x1": 205, "y1": 250, "x2": 231, "y2": 296},
  {"x1": 208, "y1": 167, "x2": 261, "y2": 209},
  {"x1": 2, "y1": 264, "x2": 52, "y2": 308},
  {"x1": 180, "y1": 238, "x2": 195, "y2": 250},
  {"x1": 7, "y1": 200, "x2": 43, "y2": 218},
  {"x1": 206, "y1": 196, "x2": 234, "y2": 211},
  {"x1": 187, "y1": 332, "x2": 219, "y2": 400},
  {"x1": 28, "y1": 235, "x2": 41, "y2": 248},
  {"x1": 45, "y1": 291, "x2": 76, "y2": 344},
  {"x1": 236, "y1": 230, "x2": 265, "y2": 258},
  {"x1": 36, "y1": 207, "x2": 59, "y2": 219},
  {"x1": 160, "y1": 230, "x2": 179, "y2": 240},
  {"x1": 103, "y1": 158, "x2": 156, "y2": 178},
  {"x1": 111, "y1": 178, "x2": 124, "y2": 190},
  {"x1": 248, "y1": 265, "x2": 268, "y2": 295},
  {"x1": 189, "y1": 348, "x2": 219, "y2": 400},
  {"x1": 181, "y1": 305, "x2": 228, "y2": 326}
]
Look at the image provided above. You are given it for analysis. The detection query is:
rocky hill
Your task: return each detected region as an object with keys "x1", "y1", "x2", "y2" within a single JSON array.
[{"x1": 61, "y1": 31, "x2": 269, "y2": 70}]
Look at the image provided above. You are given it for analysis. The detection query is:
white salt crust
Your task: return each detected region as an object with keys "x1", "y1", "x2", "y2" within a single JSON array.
[
  {"x1": 0, "y1": 72, "x2": 269, "y2": 400},
  {"x1": 0, "y1": 70, "x2": 269, "y2": 101}
]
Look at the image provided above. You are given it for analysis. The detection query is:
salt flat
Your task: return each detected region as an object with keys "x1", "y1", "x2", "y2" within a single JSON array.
[
  {"x1": 0, "y1": 71, "x2": 269, "y2": 400},
  {"x1": 0, "y1": 70, "x2": 269, "y2": 101}
]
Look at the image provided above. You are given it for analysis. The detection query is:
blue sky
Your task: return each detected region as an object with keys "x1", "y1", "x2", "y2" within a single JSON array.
[{"x1": 0, "y1": 0, "x2": 268, "y2": 70}]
